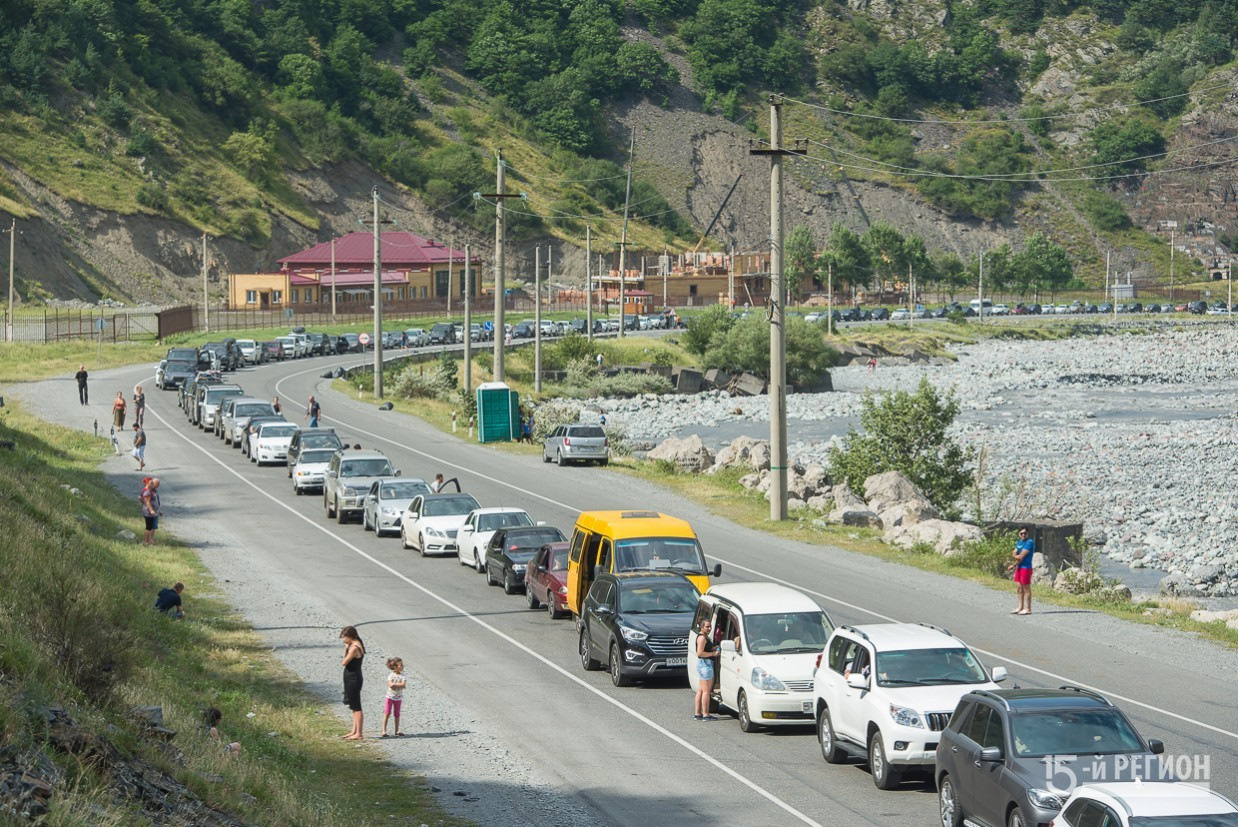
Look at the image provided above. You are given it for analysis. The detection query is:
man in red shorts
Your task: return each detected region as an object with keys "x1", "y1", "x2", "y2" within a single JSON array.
[{"x1": 1010, "y1": 527, "x2": 1035, "y2": 615}]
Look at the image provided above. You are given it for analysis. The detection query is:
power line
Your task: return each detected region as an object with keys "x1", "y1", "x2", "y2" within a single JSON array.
[{"x1": 782, "y1": 81, "x2": 1233, "y2": 126}]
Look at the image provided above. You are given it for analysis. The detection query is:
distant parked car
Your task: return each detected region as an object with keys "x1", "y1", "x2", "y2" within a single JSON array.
[
  {"x1": 889, "y1": 309, "x2": 909, "y2": 321},
  {"x1": 249, "y1": 421, "x2": 299, "y2": 466},
  {"x1": 870, "y1": 307, "x2": 891, "y2": 321},
  {"x1": 339, "y1": 333, "x2": 362, "y2": 352},
  {"x1": 1187, "y1": 300, "x2": 1207, "y2": 314},
  {"x1": 542, "y1": 424, "x2": 609, "y2": 467},
  {"x1": 991, "y1": 304, "x2": 1010, "y2": 316},
  {"x1": 262, "y1": 340, "x2": 285, "y2": 361}
]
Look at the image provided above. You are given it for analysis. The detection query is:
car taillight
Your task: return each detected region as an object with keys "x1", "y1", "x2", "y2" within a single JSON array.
[
  {"x1": 563, "y1": 437, "x2": 571, "y2": 446},
  {"x1": 604, "y1": 437, "x2": 609, "y2": 447}
]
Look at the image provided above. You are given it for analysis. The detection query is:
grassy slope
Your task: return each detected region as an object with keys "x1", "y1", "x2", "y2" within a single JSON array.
[{"x1": 0, "y1": 401, "x2": 465, "y2": 826}]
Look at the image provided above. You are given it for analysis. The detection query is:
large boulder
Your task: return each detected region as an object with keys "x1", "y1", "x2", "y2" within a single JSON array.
[
  {"x1": 803, "y1": 463, "x2": 829, "y2": 493},
  {"x1": 829, "y1": 483, "x2": 867, "y2": 511},
  {"x1": 731, "y1": 372, "x2": 767, "y2": 396},
  {"x1": 885, "y1": 519, "x2": 983, "y2": 555},
  {"x1": 863, "y1": 471, "x2": 940, "y2": 522},
  {"x1": 648, "y1": 434, "x2": 714, "y2": 473},
  {"x1": 837, "y1": 509, "x2": 883, "y2": 529},
  {"x1": 787, "y1": 472, "x2": 814, "y2": 502},
  {"x1": 711, "y1": 436, "x2": 771, "y2": 472},
  {"x1": 877, "y1": 501, "x2": 941, "y2": 530}
]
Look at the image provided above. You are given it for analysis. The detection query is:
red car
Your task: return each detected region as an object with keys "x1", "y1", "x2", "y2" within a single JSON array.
[{"x1": 525, "y1": 542, "x2": 571, "y2": 619}]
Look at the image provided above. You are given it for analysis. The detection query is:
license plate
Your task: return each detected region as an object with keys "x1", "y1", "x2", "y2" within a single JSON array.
[{"x1": 665, "y1": 657, "x2": 686, "y2": 666}]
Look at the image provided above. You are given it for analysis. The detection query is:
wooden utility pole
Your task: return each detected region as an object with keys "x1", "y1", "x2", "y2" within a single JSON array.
[
  {"x1": 586, "y1": 226, "x2": 593, "y2": 341},
  {"x1": 534, "y1": 246, "x2": 543, "y2": 392},
  {"x1": 5, "y1": 218, "x2": 15, "y2": 342},
  {"x1": 201, "y1": 232, "x2": 210, "y2": 333},
  {"x1": 447, "y1": 237, "x2": 454, "y2": 316},
  {"x1": 618, "y1": 128, "x2": 634, "y2": 338},
  {"x1": 331, "y1": 236, "x2": 338, "y2": 321},
  {"x1": 464, "y1": 245, "x2": 473, "y2": 399},
  {"x1": 372, "y1": 186, "x2": 384, "y2": 398},
  {"x1": 827, "y1": 261, "x2": 833, "y2": 336}
]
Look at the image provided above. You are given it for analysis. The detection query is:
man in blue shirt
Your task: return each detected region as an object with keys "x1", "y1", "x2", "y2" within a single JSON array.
[{"x1": 1010, "y1": 528, "x2": 1035, "y2": 615}]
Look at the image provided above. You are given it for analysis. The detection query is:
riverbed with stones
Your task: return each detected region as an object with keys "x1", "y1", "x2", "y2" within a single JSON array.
[{"x1": 587, "y1": 322, "x2": 1238, "y2": 599}]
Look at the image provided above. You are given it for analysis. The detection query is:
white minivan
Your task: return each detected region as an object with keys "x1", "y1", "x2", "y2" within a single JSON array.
[
  {"x1": 968, "y1": 298, "x2": 994, "y2": 314},
  {"x1": 688, "y1": 582, "x2": 834, "y2": 732}
]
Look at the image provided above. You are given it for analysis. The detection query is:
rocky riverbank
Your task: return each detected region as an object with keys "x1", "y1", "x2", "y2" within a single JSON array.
[{"x1": 580, "y1": 322, "x2": 1238, "y2": 597}]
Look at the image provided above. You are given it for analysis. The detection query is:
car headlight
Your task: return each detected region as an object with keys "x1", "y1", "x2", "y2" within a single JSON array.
[
  {"x1": 511, "y1": 564, "x2": 525, "y2": 573},
  {"x1": 1027, "y1": 788, "x2": 1065, "y2": 811},
  {"x1": 557, "y1": 586, "x2": 567, "y2": 595},
  {"x1": 618, "y1": 625, "x2": 647, "y2": 642},
  {"x1": 380, "y1": 507, "x2": 400, "y2": 516},
  {"x1": 424, "y1": 526, "x2": 443, "y2": 537},
  {"x1": 751, "y1": 667, "x2": 786, "y2": 692},
  {"x1": 888, "y1": 704, "x2": 924, "y2": 728},
  {"x1": 346, "y1": 485, "x2": 367, "y2": 495}
]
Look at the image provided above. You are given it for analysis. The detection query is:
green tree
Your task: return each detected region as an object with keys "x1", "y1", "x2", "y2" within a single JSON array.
[
  {"x1": 1133, "y1": 57, "x2": 1187, "y2": 118},
  {"x1": 1089, "y1": 116, "x2": 1165, "y2": 175},
  {"x1": 1083, "y1": 190, "x2": 1133, "y2": 231},
  {"x1": 862, "y1": 222, "x2": 908, "y2": 290},
  {"x1": 818, "y1": 224, "x2": 871, "y2": 299},
  {"x1": 785, "y1": 225, "x2": 818, "y2": 295},
  {"x1": 828, "y1": 377, "x2": 974, "y2": 515},
  {"x1": 701, "y1": 315, "x2": 834, "y2": 387},
  {"x1": 1011, "y1": 232, "x2": 1072, "y2": 296},
  {"x1": 616, "y1": 42, "x2": 678, "y2": 93},
  {"x1": 682, "y1": 303, "x2": 733, "y2": 356},
  {"x1": 222, "y1": 128, "x2": 273, "y2": 179}
]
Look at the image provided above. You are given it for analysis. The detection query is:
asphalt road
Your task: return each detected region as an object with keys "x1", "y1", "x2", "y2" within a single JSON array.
[{"x1": 27, "y1": 348, "x2": 1238, "y2": 827}]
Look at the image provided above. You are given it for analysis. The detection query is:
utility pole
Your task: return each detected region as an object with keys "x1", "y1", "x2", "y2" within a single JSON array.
[
  {"x1": 371, "y1": 187, "x2": 386, "y2": 397},
  {"x1": 1169, "y1": 229, "x2": 1175, "y2": 304},
  {"x1": 1105, "y1": 250, "x2": 1110, "y2": 314},
  {"x1": 482, "y1": 150, "x2": 523, "y2": 381},
  {"x1": 202, "y1": 232, "x2": 210, "y2": 333},
  {"x1": 464, "y1": 245, "x2": 473, "y2": 399},
  {"x1": 331, "y1": 236, "x2": 338, "y2": 322},
  {"x1": 827, "y1": 261, "x2": 833, "y2": 336},
  {"x1": 534, "y1": 246, "x2": 543, "y2": 393},
  {"x1": 978, "y1": 250, "x2": 984, "y2": 324},
  {"x1": 4, "y1": 218, "x2": 15, "y2": 342},
  {"x1": 908, "y1": 262, "x2": 914, "y2": 329},
  {"x1": 548, "y1": 245, "x2": 553, "y2": 312},
  {"x1": 586, "y1": 226, "x2": 593, "y2": 341},
  {"x1": 447, "y1": 237, "x2": 454, "y2": 316},
  {"x1": 750, "y1": 96, "x2": 792, "y2": 521},
  {"x1": 618, "y1": 127, "x2": 634, "y2": 338}
]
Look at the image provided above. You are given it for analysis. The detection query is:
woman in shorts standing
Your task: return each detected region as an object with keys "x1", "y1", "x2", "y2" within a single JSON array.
[{"x1": 693, "y1": 619, "x2": 720, "y2": 721}]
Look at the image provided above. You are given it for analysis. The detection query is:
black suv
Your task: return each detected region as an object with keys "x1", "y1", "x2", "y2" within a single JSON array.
[
  {"x1": 484, "y1": 525, "x2": 567, "y2": 594},
  {"x1": 936, "y1": 687, "x2": 1166, "y2": 827},
  {"x1": 578, "y1": 571, "x2": 699, "y2": 687}
]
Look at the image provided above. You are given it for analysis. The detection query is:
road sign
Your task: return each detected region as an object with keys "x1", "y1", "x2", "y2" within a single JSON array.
[
  {"x1": 483, "y1": 321, "x2": 494, "y2": 331},
  {"x1": 95, "y1": 318, "x2": 106, "y2": 331},
  {"x1": 358, "y1": 333, "x2": 371, "y2": 346}
]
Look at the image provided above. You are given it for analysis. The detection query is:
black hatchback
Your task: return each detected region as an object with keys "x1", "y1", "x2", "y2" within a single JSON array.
[
  {"x1": 484, "y1": 525, "x2": 567, "y2": 594},
  {"x1": 578, "y1": 571, "x2": 699, "y2": 687}
]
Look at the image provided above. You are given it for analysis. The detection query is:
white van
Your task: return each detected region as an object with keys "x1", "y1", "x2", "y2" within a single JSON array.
[
  {"x1": 688, "y1": 582, "x2": 834, "y2": 732},
  {"x1": 968, "y1": 298, "x2": 994, "y2": 314}
]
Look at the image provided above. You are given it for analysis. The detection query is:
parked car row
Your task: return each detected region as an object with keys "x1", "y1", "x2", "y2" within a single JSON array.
[{"x1": 803, "y1": 298, "x2": 1227, "y2": 325}]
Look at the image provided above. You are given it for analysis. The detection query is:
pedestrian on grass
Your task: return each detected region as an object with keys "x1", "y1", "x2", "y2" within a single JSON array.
[
  {"x1": 75, "y1": 365, "x2": 89, "y2": 405},
  {"x1": 140, "y1": 477, "x2": 162, "y2": 545},
  {"x1": 132, "y1": 422, "x2": 146, "y2": 471},
  {"x1": 132, "y1": 385, "x2": 146, "y2": 427},
  {"x1": 1009, "y1": 527, "x2": 1035, "y2": 615},
  {"x1": 112, "y1": 391, "x2": 127, "y2": 429},
  {"x1": 306, "y1": 395, "x2": 321, "y2": 428},
  {"x1": 693, "y1": 619, "x2": 720, "y2": 721},
  {"x1": 596, "y1": 352, "x2": 603, "y2": 370},
  {"x1": 203, "y1": 708, "x2": 241, "y2": 754},
  {"x1": 381, "y1": 657, "x2": 407, "y2": 737},
  {"x1": 154, "y1": 582, "x2": 185, "y2": 619},
  {"x1": 340, "y1": 626, "x2": 366, "y2": 740}
]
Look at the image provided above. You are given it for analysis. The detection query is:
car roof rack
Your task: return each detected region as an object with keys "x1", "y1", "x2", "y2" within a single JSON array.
[
  {"x1": 840, "y1": 625, "x2": 871, "y2": 642},
  {"x1": 916, "y1": 622, "x2": 953, "y2": 638},
  {"x1": 1057, "y1": 685, "x2": 1112, "y2": 705},
  {"x1": 969, "y1": 689, "x2": 1011, "y2": 710}
]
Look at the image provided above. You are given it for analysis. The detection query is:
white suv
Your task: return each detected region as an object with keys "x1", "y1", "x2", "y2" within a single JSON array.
[
  {"x1": 688, "y1": 582, "x2": 834, "y2": 732},
  {"x1": 1055, "y1": 782, "x2": 1238, "y2": 827},
  {"x1": 812, "y1": 622, "x2": 1007, "y2": 790}
]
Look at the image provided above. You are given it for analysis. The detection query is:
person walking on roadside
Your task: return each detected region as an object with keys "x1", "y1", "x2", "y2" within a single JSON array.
[
  {"x1": 1009, "y1": 527, "x2": 1035, "y2": 615},
  {"x1": 112, "y1": 391, "x2": 127, "y2": 429},
  {"x1": 132, "y1": 422, "x2": 147, "y2": 471},
  {"x1": 340, "y1": 626, "x2": 366, "y2": 740},
  {"x1": 140, "y1": 477, "x2": 162, "y2": 545},
  {"x1": 75, "y1": 365, "x2": 89, "y2": 405},
  {"x1": 693, "y1": 619, "x2": 720, "y2": 721},
  {"x1": 306, "y1": 395, "x2": 321, "y2": 428},
  {"x1": 133, "y1": 385, "x2": 146, "y2": 427}
]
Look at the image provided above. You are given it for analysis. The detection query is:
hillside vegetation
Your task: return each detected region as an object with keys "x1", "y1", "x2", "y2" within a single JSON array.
[{"x1": 0, "y1": 0, "x2": 1234, "y2": 298}]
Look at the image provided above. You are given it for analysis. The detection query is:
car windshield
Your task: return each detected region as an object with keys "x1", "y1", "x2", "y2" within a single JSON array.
[
  {"x1": 382, "y1": 482, "x2": 429, "y2": 499},
  {"x1": 1009, "y1": 708, "x2": 1146, "y2": 757},
  {"x1": 478, "y1": 512, "x2": 533, "y2": 532},
  {"x1": 340, "y1": 460, "x2": 393, "y2": 477},
  {"x1": 423, "y1": 496, "x2": 478, "y2": 516},
  {"x1": 567, "y1": 427, "x2": 605, "y2": 438},
  {"x1": 1130, "y1": 817, "x2": 1238, "y2": 827},
  {"x1": 874, "y1": 647, "x2": 989, "y2": 688},
  {"x1": 260, "y1": 425, "x2": 297, "y2": 438},
  {"x1": 300, "y1": 450, "x2": 335, "y2": 464},
  {"x1": 615, "y1": 537, "x2": 707, "y2": 575},
  {"x1": 619, "y1": 583, "x2": 698, "y2": 614},
  {"x1": 236, "y1": 404, "x2": 273, "y2": 417},
  {"x1": 742, "y1": 612, "x2": 832, "y2": 655},
  {"x1": 166, "y1": 360, "x2": 194, "y2": 371},
  {"x1": 506, "y1": 529, "x2": 566, "y2": 552},
  {"x1": 301, "y1": 434, "x2": 341, "y2": 449}
]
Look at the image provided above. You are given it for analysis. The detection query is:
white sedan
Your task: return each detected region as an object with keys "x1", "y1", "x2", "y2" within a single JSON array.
[
  {"x1": 456, "y1": 507, "x2": 535, "y2": 572},
  {"x1": 250, "y1": 422, "x2": 299, "y2": 466},
  {"x1": 291, "y1": 448, "x2": 335, "y2": 495},
  {"x1": 362, "y1": 478, "x2": 431, "y2": 537},
  {"x1": 401, "y1": 492, "x2": 481, "y2": 556}
]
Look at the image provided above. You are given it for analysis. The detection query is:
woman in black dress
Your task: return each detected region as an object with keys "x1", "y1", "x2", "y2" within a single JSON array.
[{"x1": 340, "y1": 626, "x2": 366, "y2": 739}]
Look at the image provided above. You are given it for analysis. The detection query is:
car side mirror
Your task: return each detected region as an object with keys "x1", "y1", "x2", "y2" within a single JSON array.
[
  {"x1": 407, "y1": 512, "x2": 418, "y2": 520},
  {"x1": 537, "y1": 564, "x2": 547, "y2": 572},
  {"x1": 394, "y1": 469, "x2": 402, "y2": 477},
  {"x1": 327, "y1": 470, "x2": 337, "y2": 478},
  {"x1": 718, "y1": 639, "x2": 736, "y2": 652},
  {"x1": 991, "y1": 666, "x2": 1008, "y2": 683},
  {"x1": 845, "y1": 672, "x2": 869, "y2": 690},
  {"x1": 459, "y1": 525, "x2": 473, "y2": 533},
  {"x1": 1147, "y1": 738, "x2": 1164, "y2": 755},
  {"x1": 711, "y1": 563, "x2": 723, "y2": 578},
  {"x1": 979, "y1": 746, "x2": 1003, "y2": 763},
  {"x1": 596, "y1": 605, "x2": 614, "y2": 616}
]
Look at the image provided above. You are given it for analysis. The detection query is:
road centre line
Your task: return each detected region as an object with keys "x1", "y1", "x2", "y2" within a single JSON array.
[
  {"x1": 151, "y1": 400, "x2": 832, "y2": 827},
  {"x1": 271, "y1": 363, "x2": 1238, "y2": 744}
]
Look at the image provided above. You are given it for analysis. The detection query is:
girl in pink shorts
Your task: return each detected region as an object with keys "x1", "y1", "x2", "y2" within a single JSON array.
[{"x1": 381, "y1": 657, "x2": 407, "y2": 737}]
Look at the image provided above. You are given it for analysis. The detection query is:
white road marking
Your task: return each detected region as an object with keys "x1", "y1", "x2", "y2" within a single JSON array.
[
  {"x1": 149, "y1": 400, "x2": 830, "y2": 827},
  {"x1": 269, "y1": 363, "x2": 1238, "y2": 745}
]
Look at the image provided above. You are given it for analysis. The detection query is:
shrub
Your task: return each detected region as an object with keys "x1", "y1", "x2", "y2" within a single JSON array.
[
  {"x1": 701, "y1": 315, "x2": 835, "y2": 388},
  {"x1": 389, "y1": 358, "x2": 455, "y2": 400},
  {"x1": 946, "y1": 530, "x2": 1015, "y2": 578},
  {"x1": 828, "y1": 377, "x2": 974, "y2": 516},
  {"x1": 530, "y1": 398, "x2": 583, "y2": 442},
  {"x1": 682, "y1": 304, "x2": 733, "y2": 356}
]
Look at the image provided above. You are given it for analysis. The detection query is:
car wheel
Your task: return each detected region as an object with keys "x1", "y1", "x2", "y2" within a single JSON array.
[
  {"x1": 557, "y1": 450, "x2": 566, "y2": 467},
  {"x1": 1007, "y1": 807, "x2": 1027, "y2": 827},
  {"x1": 548, "y1": 597, "x2": 561, "y2": 620},
  {"x1": 363, "y1": 511, "x2": 373, "y2": 531},
  {"x1": 818, "y1": 707, "x2": 846, "y2": 764},
  {"x1": 938, "y1": 774, "x2": 964, "y2": 827},
  {"x1": 417, "y1": 534, "x2": 426, "y2": 556},
  {"x1": 542, "y1": 449, "x2": 551, "y2": 463},
  {"x1": 475, "y1": 552, "x2": 485, "y2": 574},
  {"x1": 579, "y1": 626, "x2": 600, "y2": 671},
  {"x1": 335, "y1": 499, "x2": 345, "y2": 524},
  {"x1": 738, "y1": 691, "x2": 758, "y2": 733},
  {"x1": 869, "y1": 730, "x2": 900, "y2": 790},
  {"x1": 600, "y1": 459, "x2": 609, "y2": 467},
  {"x1": 609, "y1": 642, "x2": 631, "y2": 687},
  {"x1": 325, "y1": 495, "x2": 335, "y2": 519},
  {"x1": 504, "y1": 572, "x2": 518, "y2": 595},
  {"x1": 526, "y1": 586, "x2": 541, "y2": 610},
  {"x1": 486, "y1": 564, "x2": 497, "y2": 586},
  {"x1": 401, "y1": 529, "x2": 411, "y2": 550}
]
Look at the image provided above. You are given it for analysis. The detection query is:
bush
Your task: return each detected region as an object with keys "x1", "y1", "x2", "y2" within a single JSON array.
[
  {"x1": 530, "y1": 398, "x2": 583, "y2": 442},
  {"x1": 389, "y1": 358, "x2": 455, "y2": 400},
  {"x1": 701, "y1": 315, "x2": 835, "y2": 388},
  {"x1": 682, "y1": 304, "x2": 733, "y2": 356},
  {"x1": 554, "y1": 359, "x2": 673, "y2": 398},
  {"x1": 828, "y1": 377, "x2": 974, "y2": 516},
  {"x1": 946, "y1": 530, "x2": 1015, "y2": 578}
]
